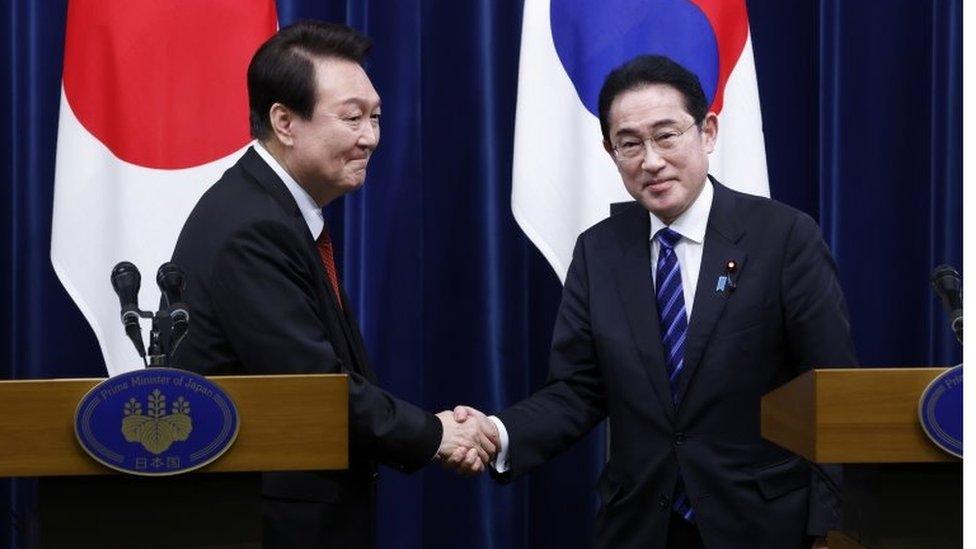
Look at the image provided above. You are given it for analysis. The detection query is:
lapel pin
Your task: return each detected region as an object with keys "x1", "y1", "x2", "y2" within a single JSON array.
[
  {"x1": 715, "y1": 275, "x2": 729, "y2": 292},
  {"x1": 715, "y1": 259, "x2": 738, "y2": 294}
]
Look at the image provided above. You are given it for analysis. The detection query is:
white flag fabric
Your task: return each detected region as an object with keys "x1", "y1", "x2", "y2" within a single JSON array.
[
  {"x1": 51, "y1": 0, "x2": 276, "y2": 375},
  {"x1": 512, "y1": 0, "x2": 768, "y2": 282}
]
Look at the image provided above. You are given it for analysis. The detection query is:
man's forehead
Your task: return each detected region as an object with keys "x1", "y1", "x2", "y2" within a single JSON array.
[
  {"x1": 609, "y1": 84, "x2": 691, "y2": 131},
  {"x1": 312, "y1": 57, "x2": 380, "y2": 106},
  {"x1": 331, "y1": 94, "x2": 382, "y2": 109}
]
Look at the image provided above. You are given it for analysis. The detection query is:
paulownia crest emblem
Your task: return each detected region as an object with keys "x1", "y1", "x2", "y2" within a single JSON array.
[{"x1": 121, "y1": 389, "x2": 193, "y2": 454}]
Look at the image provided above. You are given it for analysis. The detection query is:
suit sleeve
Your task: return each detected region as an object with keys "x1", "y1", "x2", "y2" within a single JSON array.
[
  {"x1": 781, "y1": 212, "x2": 857, "y2": 536},
  {"x1": 495, "y1": 236, "x2": 607, "y2": 479},
  {"x1": 781, "y1": 212, "x2": 857, "y2": 370},
  {"x1": 209, "y1": 220, "x2": 441, "y2": 472}
]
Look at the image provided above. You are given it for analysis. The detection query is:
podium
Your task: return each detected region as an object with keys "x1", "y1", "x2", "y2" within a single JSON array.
[
  {"x1": 762, "y1": 368, "x2": 961, "y2": 549},
  {"x1": 0, "y1": 374, "x2": 348, "y2": 548}
]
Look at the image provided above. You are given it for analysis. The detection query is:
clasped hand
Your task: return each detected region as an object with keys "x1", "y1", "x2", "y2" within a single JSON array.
[{"x1": 435, "y1": 406, "x2": 499, "y2": 475}]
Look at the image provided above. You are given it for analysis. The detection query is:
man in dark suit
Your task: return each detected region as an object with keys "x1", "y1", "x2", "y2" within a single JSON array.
[
  {"x1": 171, "y1": 21, "x2": 494, "y2": 548},
  {"x1": 453, "y1": 55, "x2": 855, "y2": 548}
]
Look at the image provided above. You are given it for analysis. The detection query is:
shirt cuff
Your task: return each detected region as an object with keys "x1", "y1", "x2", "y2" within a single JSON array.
[
  {"x1": 430, "y1": 413, "x2": 444, "y2": 462},
  {"x1": 488, "y1": 415, "x2": 510, "y2": 473}
]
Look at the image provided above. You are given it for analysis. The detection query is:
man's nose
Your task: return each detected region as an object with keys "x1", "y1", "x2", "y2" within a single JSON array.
[
  {"x1": 359, "y1": 121, "x2": 379, "y2": 149},
  {"x1": 640, "y1": 143, "x2": 666, "y2": 172}
]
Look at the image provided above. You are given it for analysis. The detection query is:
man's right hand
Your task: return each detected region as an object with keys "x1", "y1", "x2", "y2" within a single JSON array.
[
  {"x1": 439, "y1": 406, "x2": 501, "y2": 475},
  {"x1": 435, "y1": 409, "x2": 497, "y2": 475}
]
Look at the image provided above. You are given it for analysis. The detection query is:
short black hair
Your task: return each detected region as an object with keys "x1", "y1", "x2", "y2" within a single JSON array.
[
  {"x1": 247, "y1": 21, "x2": 372, "y2": 140},
  {"x1": 597, "y1": 55, "x2": 708, "y2": 143}
]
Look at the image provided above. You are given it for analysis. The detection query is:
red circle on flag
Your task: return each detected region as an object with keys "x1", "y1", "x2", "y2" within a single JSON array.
[{"x1": 62, "y1": 0, "x2": 277, "y2": 169}]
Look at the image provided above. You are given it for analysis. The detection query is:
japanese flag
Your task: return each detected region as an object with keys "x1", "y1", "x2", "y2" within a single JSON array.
[{"x1": 51, "y1": 0, "x2": 277, "y2": 374}]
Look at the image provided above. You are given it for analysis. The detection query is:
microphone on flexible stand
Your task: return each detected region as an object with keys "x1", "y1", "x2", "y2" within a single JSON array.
[
  {"x1": 931, "y1": 265, "x2": 962, "y2": 345},
  {"x1": 110, "y1": 261, "x2": 193, "y2": 367},
  {"x1": 110, "y1": 261, "x2": 147, "y2": 360},
  {"x1": 157, "y1": 262, "x2": 190, "y2": 358}
]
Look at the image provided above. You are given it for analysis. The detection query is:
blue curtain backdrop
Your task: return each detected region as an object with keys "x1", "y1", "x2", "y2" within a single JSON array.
[{"x1": 0, "y1": 0, "x2": 961, "y2": 547}]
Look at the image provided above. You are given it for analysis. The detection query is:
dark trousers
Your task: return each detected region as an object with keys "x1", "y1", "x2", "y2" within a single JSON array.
[
  {"x1": 666, "y1": 512, "x2": 706, "y2": 549},
  {"x1": 261, "y1": 468, "x2": 377, "y2": 549},
  {"x1": 263, "y1": 496, "x2": 374, "y2": 549}
]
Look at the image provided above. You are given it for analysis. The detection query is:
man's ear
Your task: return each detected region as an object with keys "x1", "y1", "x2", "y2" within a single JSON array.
[
  {"x1": 701, "y1": 112, "x2": 718, "y2": 154},
  {"x1": 268, "y1": 103, "x2": 295, "y2": 147}
]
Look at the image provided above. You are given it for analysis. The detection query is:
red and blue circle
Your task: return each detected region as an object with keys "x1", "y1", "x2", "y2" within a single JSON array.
[{"x1": 550, "y1": 0, "x2": 749, "y2": 116}]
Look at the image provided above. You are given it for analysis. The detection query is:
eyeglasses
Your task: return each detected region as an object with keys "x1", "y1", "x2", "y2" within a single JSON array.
[{"x1": 611, "y1": 120, "x2": 699, "y2": 161}]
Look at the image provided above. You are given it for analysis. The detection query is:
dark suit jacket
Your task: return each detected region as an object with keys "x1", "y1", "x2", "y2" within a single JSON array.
[
  {"x1": 171, "y1": 147, "x2": 441, "y2": 548},
  {"x1": 497, "y1": 178, "x2": 856, "y2": 549}
]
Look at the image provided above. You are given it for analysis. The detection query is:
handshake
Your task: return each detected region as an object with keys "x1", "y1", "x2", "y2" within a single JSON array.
[{"x1": 435, "y1": 406, "x2": 500, "y2": 475}]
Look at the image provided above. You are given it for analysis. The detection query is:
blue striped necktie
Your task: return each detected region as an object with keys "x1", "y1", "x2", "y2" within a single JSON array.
[{"x1": 654, "y1": 227, "x2": 695, "y2": 522}]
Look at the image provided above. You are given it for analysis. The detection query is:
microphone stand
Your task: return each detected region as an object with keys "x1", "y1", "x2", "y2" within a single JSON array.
[
  {"x1": 125, "y1": 307, "x2": 179, "y2": 368},
  {"x1": 147, "y1": 311, "x2": 167, "y2": 367},
  {"x1": 147, "y1": 305, "x2": 186, "y2": 367},
  {"x1": 951, "y1": 316, "x2": 962, "y2": 345}
]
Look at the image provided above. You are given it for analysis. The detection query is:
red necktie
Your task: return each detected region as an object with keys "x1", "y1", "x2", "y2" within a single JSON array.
[{"x1": 316, "y1": 228, "x2": 344, "y2": 311}]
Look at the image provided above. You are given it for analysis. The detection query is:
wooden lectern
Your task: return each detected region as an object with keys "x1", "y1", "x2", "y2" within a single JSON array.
[
  {"x1": 762, "y1": 368, "x2": 961, "y2": 549},
  {"x1": 0, "y1": 374, "x2": 348, "y2": 548}
]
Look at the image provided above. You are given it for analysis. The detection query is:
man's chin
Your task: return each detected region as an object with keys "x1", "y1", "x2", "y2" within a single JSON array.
[
  {"x1": 639, "y1": 195, "x2": 680, "y2": 222},
  {"x1": 639, "y1": 188, "x2": 672, "y2": 208},
  {"x1": 345, "y1": 172, "x2": 367, "y2": 189}
]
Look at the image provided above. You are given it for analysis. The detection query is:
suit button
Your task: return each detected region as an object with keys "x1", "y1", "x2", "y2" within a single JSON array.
[
  {"x1": 658, "y1": 495, "x2": 671, "y2": 509},
  {"x1": 674, "y1": 432, "x2": 686, "y2": 445}
]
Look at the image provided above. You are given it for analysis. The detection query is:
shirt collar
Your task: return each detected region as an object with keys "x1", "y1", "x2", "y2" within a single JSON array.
[
  {"x1": 252, "y1": 140, "x2": 324, "y2": 239},
  {"x1": 648, "y1": 177, "x2": 713, "y2": 244}
]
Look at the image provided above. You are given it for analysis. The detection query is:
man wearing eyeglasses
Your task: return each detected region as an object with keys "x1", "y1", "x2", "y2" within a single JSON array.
[{"x1": 452, "y1": 55, "x2": 855, "y2": 548}]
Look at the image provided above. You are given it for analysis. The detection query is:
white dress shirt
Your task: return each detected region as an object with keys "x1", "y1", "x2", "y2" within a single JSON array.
[
  {"x1": 648, "y1": 178, "x2": 712, "y2": 321},
  {"x1": 490, "y1": 179, "x2": 715, "y2": 472},
  {"x1": 253, "y1": 141, "x2": 324, "y2": 239}
]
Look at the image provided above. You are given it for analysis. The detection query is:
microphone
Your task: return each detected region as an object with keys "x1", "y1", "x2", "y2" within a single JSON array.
[
  {"x1": 156, "y1": 262, "x2": 190, "y2": 353},
  {"x1": 156, "y1": 262, "x2": 186, "y2": 309},
  {"x1": 931, "y1": 265, "x2": 962, "y2": 344},
  {"x1": 110, "y1": 261, "x2": 146, "y2": 358}
]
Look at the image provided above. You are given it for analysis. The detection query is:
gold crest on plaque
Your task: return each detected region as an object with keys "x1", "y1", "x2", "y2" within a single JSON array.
[{"x1": 121, "y1": 389, "x2": 193, "y2": 454}]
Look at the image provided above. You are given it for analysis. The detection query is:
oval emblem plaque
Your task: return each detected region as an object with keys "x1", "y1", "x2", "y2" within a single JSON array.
[
  {"x1": 75, "y1": 368, "x2": 239, "y2": 476},
  {"x1": 918, "y1": 365, "x2": 962, "y2": 458}
]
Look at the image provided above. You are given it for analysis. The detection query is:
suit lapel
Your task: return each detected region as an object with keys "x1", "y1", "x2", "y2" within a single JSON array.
[
  {"x1": 610, "y1": 205, "x2": 675, "y2": 422},
  {"x1": 311, "y1": 223, "x2": 372, "y2": 377},
  {"x1": 240, "y1": 148, "x2": 372, "y2": 378},
  {"x1": 675, "y1": 179, "x2": 746, "y2": 406},
  {"x1": 334, "y1": 277, "x2": 377, "y2": 382}
]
